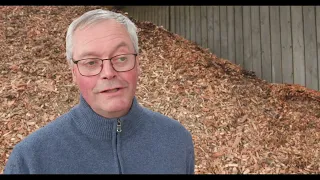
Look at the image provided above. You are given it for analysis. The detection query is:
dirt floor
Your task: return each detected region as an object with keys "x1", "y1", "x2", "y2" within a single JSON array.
[{"x1": 0, "y1": 6, "x2": 319, "y2": 174}]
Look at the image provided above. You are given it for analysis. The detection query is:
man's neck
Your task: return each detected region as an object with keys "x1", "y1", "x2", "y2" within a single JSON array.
[
  {"x1": 94, "y1": 108, "x2": 130, "y2": 119},
  {"x1": 92, "y1": 100, "x2": 133, "y2": 119}
]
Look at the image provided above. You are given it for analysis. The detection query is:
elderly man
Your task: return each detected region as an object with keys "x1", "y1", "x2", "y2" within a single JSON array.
[{"x1": 4, "y1": 9, "x2": 195, "y2": 174}]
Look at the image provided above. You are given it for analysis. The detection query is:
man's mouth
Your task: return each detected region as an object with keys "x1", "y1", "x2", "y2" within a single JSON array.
[{"x1": 101, "y1": 88, "x2": 120, "y2": 93}]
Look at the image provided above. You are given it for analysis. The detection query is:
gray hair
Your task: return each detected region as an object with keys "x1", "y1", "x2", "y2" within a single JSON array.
[{"x1": 65, "y1": 9, "x2": 139, "y2": 66}]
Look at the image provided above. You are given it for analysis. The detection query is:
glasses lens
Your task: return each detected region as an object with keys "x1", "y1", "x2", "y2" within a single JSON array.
[
  {"x1": 78, "y1": 58, "x2": 102, "y2": 76},
  {"x1": 111, "y1": 54, "x2": 136, "y2": 72}
]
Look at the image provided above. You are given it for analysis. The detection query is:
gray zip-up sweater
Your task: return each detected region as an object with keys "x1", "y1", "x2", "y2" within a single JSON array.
[{"x1": 3, "y1": 95, "x2": 195, "y2": 174}]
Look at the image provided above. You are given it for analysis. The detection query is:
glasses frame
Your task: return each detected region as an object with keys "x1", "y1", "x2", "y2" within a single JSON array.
[{"x1": 72, "y1": 53, "x2": 138, "y2": 77}]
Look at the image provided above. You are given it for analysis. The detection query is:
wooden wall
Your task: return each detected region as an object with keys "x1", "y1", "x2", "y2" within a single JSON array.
[{"x1": 123, "y1": 6, "x2": 320, "y2": 91}]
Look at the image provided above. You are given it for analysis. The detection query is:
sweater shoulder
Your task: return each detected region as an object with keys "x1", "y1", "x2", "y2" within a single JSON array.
[{"x1": 13, "y1": 110, "x2": 73, "y2": 150}]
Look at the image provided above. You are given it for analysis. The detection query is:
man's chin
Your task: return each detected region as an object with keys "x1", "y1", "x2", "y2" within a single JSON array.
[{"x1": 97, "y1": 98, "x2": 132, "y2": 117}]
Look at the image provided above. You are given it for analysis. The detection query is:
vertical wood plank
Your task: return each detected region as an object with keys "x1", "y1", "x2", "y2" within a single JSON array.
[
  {"x1": 139, "y1": 6, "x2": 142, "y2": 21},
  {"x1": 142, "y1": 6, "x2": 145, "y2": 21},
  {"x1": 280, "y1": 6, "x2": 293, "y2": 84},
  {"x1": 157, "y1": 6, "x2": 160, "y2": 25},
  {"x1": 243, "y1": 6, "x2": 253, "y2": 71},
  {"x1": 260, "y1": 6, "x2": 272, "y2": 82},
  {"x1": 201, "y1": 6, "x2": 208, "y2": 48},
  {"x1": 155, "y1": 6, "x2": 158, "y2": 25},
  {"x1": 164, "y1": 6, "x2": 169, "y2": 30},
  {"x1": 143, "y1": 6, "x2": 147, "y2": 21},
  {"x1": 170, "y1": 6, "x2": 175, "y2": 33},
  {"x1": 190, "y1": 6, "x2": 196, "y2": 43},
  {"x1": 167, "y1": 6, "x2": 170, "y2": 29},
  {"x1": 175, "y1": 6, "x2": 180, "y2": 34},
  {"x1": 145, "y1": 6, "x2": 147, "y2": 21},
  {"x1": 137, "y1": 6, "x2": 140, "y2": 20},
  {"x1": 303, "y1": 6, "x2": 318, "y2": 90},
  {"x1": 158, "y1": 6, "x2": 161, "y2": 25},
  {"x1": 162, "y1": 6, "x2": 166, "y2": 27},
  {"x1": 168, "y1": 6, "x2": 171, "y2": 30},
  {"x1": 153, "y1": 6, "x2": 157, "y2": 24},
  {"x1": 158, "y1": 6, "x2": 162, "y2": 26},
  {"x1": 135, "y1": 6, "x2": 139, "y2": 20},
  {"x1": 220, "y1": 6, "x2": 228, "y2": 59},
  {"x1": 145, "y1": 6, "x2": 149, "y2": 22},
  {"x1": 213, "y1": 6, "x2": 221, "y2": 57},
  {"x1": 154, "y1": 6, "x2": 157, "y2": 24},
  {"x1": 147, "y1": 6, "x2": 149, "y2": 22},
  {"x1": 142, "y1": 6, "x2": 146, "y2": 22},
  {"x1": 150, "y1": 6, "x2": 154, "y2": 22},
  {"x1": 317, "y1": 6, "x2": 320, "y2": 91},
  {"x1": 207, "y1": 6, "x2": 214, "y2": 53},
  {"x1": 235, "y1": 6, "x2": 243, "y2": 67},
  {"x1": 147, "y1": 6, "x2": 150, "y2": 21},
  {"x1": 185, "y1": 6, "x2": 190, "y2": 40},
  {"x1": 227, "y1": 6, "x2": 235, "y2": 64},
  {"x1": 157, "y1": 6, "x2": 161, "y2": 25},
  {"x1": 130, "y1": 6, "x2": 134, "y2": 19},
  {"x1": 251, "y1": 6, "x2": 262, "y2": 78},
  {"x1": 144, "y1": 6, "x2": 148, "y2": 22},
  {"x1": 291, "y1": 6, "x2": 305, "y2": 86},
  {"x1": 151, "y1": 6, "x2": 154, "y2": 22},
  {"x1": 130, "y1": 7, "x2": 133, "y2": 18},
  {"x1": 195, "y1": 6, "x2": 202, "y2": 45},
  {"x1": 129, "y1": 7, "x2": 133, "y2": 19},
  {"x1": 270, "y1": 6, "x2": 283, "y2": 83},
  {"x1": 180, "y1": 6, "x2": 186, "y2": 38},
  {"x1": 134, "y1": 6, "x2": 138, "y2": 19}
]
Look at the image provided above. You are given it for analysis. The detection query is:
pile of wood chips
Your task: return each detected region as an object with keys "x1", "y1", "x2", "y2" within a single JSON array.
[{"x1": 0, "y1": 6, "x2": 319, "y2": 174}]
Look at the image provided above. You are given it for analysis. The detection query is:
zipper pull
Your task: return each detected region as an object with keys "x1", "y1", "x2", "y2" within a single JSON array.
[{"x1": 117, "y1": 118, "x2": 122, "y2": 133}]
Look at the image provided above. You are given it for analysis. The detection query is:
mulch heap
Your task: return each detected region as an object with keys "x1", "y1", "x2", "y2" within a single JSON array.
[{"x1": 0, "y1": 6, "x2": 319, "y2": 174}]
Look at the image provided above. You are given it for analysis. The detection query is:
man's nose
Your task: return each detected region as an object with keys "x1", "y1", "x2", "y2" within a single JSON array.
[{"x1": 100, "y1": 60, "x2": 116, "y2": 79}]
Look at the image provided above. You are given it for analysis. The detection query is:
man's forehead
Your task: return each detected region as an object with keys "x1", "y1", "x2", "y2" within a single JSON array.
[
  {"x1": 81, "y1": 35, "x2": 128, "y2": 46},
  {"x1": 76, "y1": 19, "x2": 124, "y2": 34},
  {"x1": 73, "y1": 21, "x2": 128, "y2": 44},
  {"x1": 77, "y1": 41, "x2": 130, "y2": 57}
]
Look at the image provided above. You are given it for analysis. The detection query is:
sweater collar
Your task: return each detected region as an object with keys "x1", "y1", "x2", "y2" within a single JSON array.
[{"x1": 72, "y1": 94, "x2": 145, "y2": 140}]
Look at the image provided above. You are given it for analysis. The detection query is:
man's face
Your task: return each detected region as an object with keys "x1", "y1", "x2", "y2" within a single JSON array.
[{"x1": 72, "y1": 19, "x2": 140, "y2": 118}]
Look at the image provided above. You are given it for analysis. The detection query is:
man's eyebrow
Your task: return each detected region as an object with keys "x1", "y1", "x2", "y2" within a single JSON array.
[
  {"x1": 78, "y1": 41, "x2": 131, "y2": 59},
  {"x1": 77, "y1": 52, "x2": 99, "y2": 59},
  {"x1": 109, "y1": 41, "x2": 131, "y2": 55}
]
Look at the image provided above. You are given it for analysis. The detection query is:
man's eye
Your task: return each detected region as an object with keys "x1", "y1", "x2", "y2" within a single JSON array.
[
  {"x1": 83, "y1": 60, "x2": 98, "y2": 65},
  {"x1": 87, "y1": 61, "x2": 96, "y2": 65},
  {"x1": 118, "y1": 57, "x2": 127, "y2": 61}
]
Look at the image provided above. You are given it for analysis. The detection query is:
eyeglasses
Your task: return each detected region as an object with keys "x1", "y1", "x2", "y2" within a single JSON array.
[{"x1": 72, "y1": 53, "x2": 137, "y2": 77}]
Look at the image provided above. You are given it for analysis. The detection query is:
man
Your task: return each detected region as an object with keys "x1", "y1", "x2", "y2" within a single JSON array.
[{"x1": 4, "y1": 9, "x2": 195, "y2": 174}]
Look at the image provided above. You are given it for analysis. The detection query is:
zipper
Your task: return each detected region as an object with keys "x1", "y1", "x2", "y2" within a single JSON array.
[
  {"x1": 116, "y1": 118, "x2": 122, "y2": 174},
  {"x1": 117, "y1": 118, "x2": 122, "y2": 133}
]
